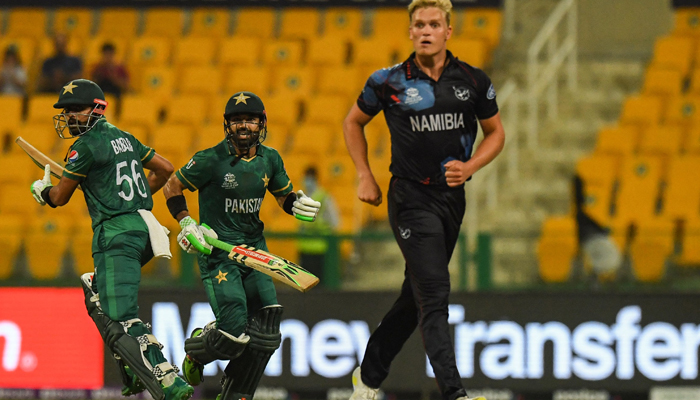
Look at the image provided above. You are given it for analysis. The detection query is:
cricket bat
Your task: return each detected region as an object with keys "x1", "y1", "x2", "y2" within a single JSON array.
[
  {"x1": 204, "y1": 236, "x2": 320, "y2": 293},
  {"x1": 15, "y1": 136, "x2": 82, "y2": 191}
]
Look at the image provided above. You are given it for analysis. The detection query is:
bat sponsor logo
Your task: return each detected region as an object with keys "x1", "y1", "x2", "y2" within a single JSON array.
[{"x1": 234, "y1": 247, "x2": 273, "y2": 263}]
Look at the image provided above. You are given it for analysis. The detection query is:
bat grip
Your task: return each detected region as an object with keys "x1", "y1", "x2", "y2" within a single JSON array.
[
  {"x1": 203, "y1": 235, "x2": 233, "y2": 252},
  {"x1": 186, "y1": 233, "x2": 212, "y2": 255}
]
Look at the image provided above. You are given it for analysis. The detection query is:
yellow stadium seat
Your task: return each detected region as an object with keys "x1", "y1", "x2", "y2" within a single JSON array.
[
  {"x1": 674, "y1": 8, "x2": 700, "y2": 36},
  {"x1": 639, "y1": 125, "x2": 683, "y2": 158},
  {"x1": 224, "y1": 66, "x2": 271, "y2": 97},
  {"x1": 594, "y1": 125, "x2": 638, "y2": 157},
  {"x1": 84, "y1": 36, "x2": 128, "y2": 71},
  {"x1": 370, "y1": 9, "x2": 408, "y2": 46},
  {"x1": 138, "y1": 67, "x2": 175, "y2": 106},
  {"x1": 233, "y1": 8, "x2": 276, "y2": 38},
  {"x1": 0, "y1": 37, "x2": 36, "y2": 69},
  {"x1": 27, "y1": 95, "x2": 59, "y2": 124},
  {"x1": 582, "y1": 182, "x2": 614, "y2": 227},
  {"x1": 289, "y1": 124, "x2": 334, "y2": 156},
  {"x1": 664, "y1": 95, "x2": 700, "y2": 127},
  {"x1": 129, "y1": 37, "x2": 171, "y2": 67},
  {"x1": 97, "y1": 8, "x2": 138, "y2": 38},
  {"x1": 613, "y1": 156, "x2": 663, "y2": 227},
  {"x1": 629, "y1": 218, "x2": 674, "y2": 281},
  {"x1": 459, "y1": 9, "x2": 503, "y2": 51},
  {"x1": 25, "y1": 232, "x2": 68, "y2": 280},
  {"x1": 265, "y1": 238, "x2": 299, "y2": 262},
  {"x1": 178, "y1": 66, "x2": 223, "y2": 96},
  {"x1": 142, "y1": 9, "x2": 185, "y2": 38},
  {"x1": 576, "y1": 154, "x2": 617, "y2": 227},
  {"x1": 678, "y1": 218, "x2": 700, "y2": 265},
  {"x1": 189, "y1": 8, "x2": 230, "y2": 38},
  {"x1": 16, "y1": 122, "x2": 60, "y2": 156},
  {"x1": 642, "y1": 67, "x2": 683, "y2": 99},
  {"x1": 687, "y1": 125, "x2": 700, "y2": 153},
  {"x1": 263, "y1": 40, "x2": 304, "y2": 66},
  {"x1": 322, "y1": 155, "x2": 356, "y2": 187},
  {"x1": 279, "y1": 8, "x2": 321, "y2": 40},
  {"x1": 38, "y1": 36, "x2": 83, "y2": 63},
  {"x1": 280, "y1": 153, "x2": 315, "y2": 185},
  {"x1": 0, "y1": 96, "x2": 23, "y2": 136},
  {"x1": 118, "y1": 123, "x2": 149, "y2": 145},
  {"x1": 649, "y1": 36, "x2": 693, "y2": 76},
  {"x1": 164, "y1": 95, "x2": 208, "y2": 127},
  {"x1": 351, "y1": 37, "x2": 396, "y2": 68},
  {"x1": 265, "y1": 94, "x2": 301, "y2": 127},
  {"x1": 324, "y1": 8, "x2": 364, "y2": 40},
  {"x1": 151, "y1": 125, "x2": 194, "y2": 161},
  {"x1": 173, "y1": 37, "x2": 216, "y2": 66},
  {"x1": 0, "y1": 230, "x2": 22, "y2": 279},
  {"x1": 70, "y1": 232, "x2": 94, "y2": 276},
  {"x1": 196, "y1": 124, "x2": 225, "y2": 151},
  {"x1": 271, "y1": 67, "x2": 314, "y2": 99},
  {"x1": 0, "y1": 154, "x2": 32, "y2": 186},
  {"x1": 261, "y1": 123, "x2": 290, "y2": 154},
  {"x1": 53, "y1": 8, "x2": 93, "y2": 37},
  {"x1": 118, "y1": 95, "x2": 161, "y2": 131},
  {"x1": 537, "y1": 216, "x2": 578, "y2": 283},
  {"x1": 449, "y1": 38, "x2": 488, "y2": 68},
  {"x1": 0, "y1": 185, "x2": 41, "y2": 220},
  {"x1": 219, "y1": 37, "x2": 262, "y2": 67},
  {"x1": 308, "y1": 36, "x2": 349, "y2": 66},
  {"x1": 303, "y1": 94, "x2": 350, "y2": 126},
  {"x1": 316, "y1": 66, "x2": 363, "y2": 96},
  {"x1": 6, "y1": 8, "x2": 48, "y2": 39},
  {"x1": 576, "y1": 153, "x2": 617, "y2": 186},
  {"x1": 662, "y1": 156, "x2": 700, "y2": 221},
  {"x1": 620, "y1": 94, "x2": 663, "y2": 128}
]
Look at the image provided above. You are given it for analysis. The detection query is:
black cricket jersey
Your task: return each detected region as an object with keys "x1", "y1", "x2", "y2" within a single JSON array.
[{"x1": 357, "y1": 50, "x2": 499, "y2": 188}]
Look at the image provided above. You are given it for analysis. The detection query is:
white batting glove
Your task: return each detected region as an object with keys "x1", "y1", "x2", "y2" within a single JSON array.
[
  {"x1": 30, "y1": 164, "x2": 53, "y2": 206},
  {"x1": 292, "y1": 190, "x2": 321, "y2": 222},
  {"x1": 177, "y1": 216, "x2": 213, "y2": 255}
]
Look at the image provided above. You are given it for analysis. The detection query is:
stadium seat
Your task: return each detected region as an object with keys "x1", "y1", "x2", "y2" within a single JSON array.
[
  {"x1": 196, "y1": 124, "x2": 225, "y2": 151},
  {"x1": 322, "y1": 154, "x2": 356, "y2": 187},
  {"x1": 16, "y1": 122, "x2": 59, "y2": 156},
  {"x1": 224, "y1": 66, "x2": 271, "y2": 97},
  {"x1": 264, "y1": 95, "x2": 301, "y2": 128},
  {"x1": 613, "y1": 155, "x2": 663, "y2": 227},
  {"x1": 137, "y1": 66, "x2": 175, "y2": 106},
  {"x1": 84, "y1": 36, "x2": 127, "y2": 71},
  {"x1": 303, "y1": 94, "x2": 351, "y2": 127},
  {"x1": 189, "y1": 8, "x2": 230, "y2": 38},
  {"x1": 279, "y1": 8, "x2": 322, "y2": 40},
  {"x1": 38, "y1": 36, "x2": 83, "y2": 64},
  {"x1": 664, "y1": 95, "x2": 700, "y2": 128},
  {"x1": 576, "y1": 153, "x2": 617, "y2": 186},
  {"x1": 0, "y1": 154, "x2": 32, "y2": 187},
  {"x1": 594, "y1": 125, "x2": 638, "y2": 158},
  {"x1": 331, "y1": 184, "x2": 363, "y2": 234},
  {"x1": 178, "y1": 66, "x2": 223, "y2": 96},
  {"x1": 369, "y1": 9, "x2": 408, "y2": 47},
  {"x1": 5, "y1": 8, "x2": 48, "y2": 39},
  {"x1": 27, "y1": 95, "x2": 60, "y2": 124},
  {"x1": 649, "y1": 36, "x2": 693, "y2": 76},
  {"x1": 351, "y1": 37, "x2": 396, "y2": 67},
  {"x1": 662, "y1": 156, "x2": 700, "y2": 221},
  {"x1": 219, "y1": 37, "x2": 262, "y2": 67},
  {"x1": 142, "y1": 9, "x2": 185, "y2": 38},
  {"x1": 316, "y1": 66, "x2": 363, "y2": 96},
  {"x1": 97, "y1": 8, "x2": 138, "y2": 38},
  {"x1": 642, "y1": 67, "x2": 684, "y2": 99},
  {"x1": 0, "y1": 96, "x2": 23, "y2": 137},
  {"x1": 271, "y1": 67, "x2": 314, "y2": 99},
  {"x1": 449, "y1": 38, "x2": 489, "y2": 68},
  {"x1": 288, "y1": 124, "x2": 334, "y2": 156},
  {"x1": 233, "y1": 8, "x2": 276, "y2": 38},
  {"x1": 673, "y1": 8, "x2": 700, "y2": 36},
  {"x1": 678, "y1": 218, "x2": 700, "y2": 265},
  {"x1": 151, "y1": 124, "x2": 193, "y2": 165},
  {"x1": 118, "y1": 123, "x2": 149, "y2": 145},
  {"x1": 0, "y1": 37, "x2": 36, "y2": 69},
  {"x1": 537, "y1": 216, "x2": 578, "y2": 283},
  {"x1": 576, "y1": 154, "x2": 617, "y2": 226},
  {"x1": 638, "y1": 125, "x2": 683, "y2": 161},
  {"x1": 459, "y1": 8, "x2": 503, "y2": 52},
  {"x1": 324, "y1": 8, "x2": 364, "y2": 39},
  {"x1": 129, "y1": 37, "x2": 171, "y2": 67},
  {"x1": 0, "y1": 227, "x2": 22, "y2": 279},
  {"x1": 619, "y1": 94, "x2": 663, "y2": 128},
  {"x1": 262, "y1": 123, "x2": 290, "y2": 154},
  {"x1": 26, "y1": 216, "x2": 72, "y2": 280},
  {"x1": 70, "y1": 232, "x2": 94, "y2": 276},
  {"x1": 687, "y1": 125, "x2": 700, "y2": 153},
  {"x1": 308, "y1": 36, "x2": 349, "y2": 66},
  {"x1": 53, "y1": 8, "x2": 93, "y2": 37},
  {"x1": 581, "y1": 182, "x2": 615, "y2": 228},
  {"x1": 118, "y1": 95, "x2": 161, "y2": 131},
  {"x1": 173, "y1": 37, "x2": 216, "y2": 66},
  {"x1": 164, "y1": 95, "x2": 209, "y2": 127},
  {"x1": 629, "y1": 218, "x2": 674, "y2": 281},
  {"x1": 279, "y1": 153, "x2": 315, "y2": 185},
  {"x1": 263, "y1": 40, "x2": 304, "y2": 66}
]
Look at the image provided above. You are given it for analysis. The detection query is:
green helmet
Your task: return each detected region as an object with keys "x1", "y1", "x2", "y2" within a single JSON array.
[
  {"x1": 53, "y1": 79, "x2": 108, "y2": 138},
  {"x1": 223, "y1": 91, "x2": 267, "y2": 156}
]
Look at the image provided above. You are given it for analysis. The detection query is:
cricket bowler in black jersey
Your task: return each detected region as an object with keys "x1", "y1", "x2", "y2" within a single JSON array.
[{"x1": 342, "y1": 1, "x2": 506, "y2": 399}]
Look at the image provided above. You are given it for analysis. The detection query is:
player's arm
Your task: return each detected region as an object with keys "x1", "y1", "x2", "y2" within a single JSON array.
[
  {"x1": 30, "y1": 164, "x2": 81, "y2": 207},
  {"x1": 163, "y1": 174, "x2": 190, "y2": 222},
  {"x1": 143, "y1": 153, "x2": 174, "y2": 194},
  {"x1": 343, "y1": 103, "x2": 382, "y2": 206},
  {"x1": 444, "y1": 112, "x2": 506, "y2": 187}
]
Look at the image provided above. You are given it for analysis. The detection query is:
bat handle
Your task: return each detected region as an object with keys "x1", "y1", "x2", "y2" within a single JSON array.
[
  {"x1": 203, "y1": 235, "x2": 233, "y2": 252},
  {"x1": 186, "y1": 233, "x2": 212, "y2": 255}
]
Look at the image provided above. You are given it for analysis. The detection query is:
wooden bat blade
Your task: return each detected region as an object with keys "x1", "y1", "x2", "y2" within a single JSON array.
[
  {"x1": 15, "y1": 136, "x2": 65, "y2": 179},
  {"x1": 205, "y1": 237, "x2": 320, "y2": 292}
]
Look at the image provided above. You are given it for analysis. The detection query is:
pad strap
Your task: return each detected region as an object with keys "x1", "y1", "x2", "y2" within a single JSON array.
[{"x1": 184, "y1": 322, "x2": 250, "y2": 365}]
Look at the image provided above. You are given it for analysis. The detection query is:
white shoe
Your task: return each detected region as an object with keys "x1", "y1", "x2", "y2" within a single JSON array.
[{"x1": 349, "y1": 367, "x2": 379, "y2": 400}]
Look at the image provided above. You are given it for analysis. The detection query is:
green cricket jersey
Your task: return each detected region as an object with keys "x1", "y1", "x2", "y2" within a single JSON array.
[
  {"x1": 175, "y1": 141, "x2": 293, "y2": 244},
  {"x1": 63, "y1": 118, "x2": 156, "y2": 230}
]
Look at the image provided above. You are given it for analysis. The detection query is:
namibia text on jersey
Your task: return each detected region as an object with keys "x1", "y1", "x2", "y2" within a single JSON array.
[{"x1": 409, "y1": 113, "x2": 465, "y2": 132}]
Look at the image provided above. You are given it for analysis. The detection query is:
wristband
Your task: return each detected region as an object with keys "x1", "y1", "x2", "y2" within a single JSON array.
[
  {"x1": 41, "y1": 187, "x2": 57, "y2": 208},
  {"x1": 166, "y1": 195, "x2": 188, "y2": 219},
  {"x1": 282, "y1": 191, "x2": 297, "y2": 216}
]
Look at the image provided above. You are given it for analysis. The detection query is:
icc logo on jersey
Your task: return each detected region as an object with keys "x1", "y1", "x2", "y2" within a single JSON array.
[
  {"x1": 222, "y1": 173, "x2": 238, "y2": 189},
  {"x1": 453, "y1": 86, "x2": 470, "y2": 101},
  {"x1": 405, "y1": 87, "x2": 423, "y2": 105}
]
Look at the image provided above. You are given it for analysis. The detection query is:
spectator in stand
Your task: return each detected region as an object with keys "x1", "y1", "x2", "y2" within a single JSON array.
[
  {"x1": 0, "y1": 46, "x2": 27, "y2": 96},
  {"x1": 38, "y1": 33, "x2": 82, "y2": 93},
  {"x1": 91, "y1": 43, "x2": 129, "y2": 98}
]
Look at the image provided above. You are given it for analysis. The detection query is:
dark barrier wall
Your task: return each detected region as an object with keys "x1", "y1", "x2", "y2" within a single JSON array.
[
  {"x1": 2, "y1": 0, "x2": 501, "y2": 7},
  {"x1": 674, "y1": 0, "x2": 700, "y2": 6},
  {"x1": 119, "y1": 290, "x2": 700, "y2": 395}
]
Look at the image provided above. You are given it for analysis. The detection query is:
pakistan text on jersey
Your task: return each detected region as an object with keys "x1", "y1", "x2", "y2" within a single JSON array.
[
  {"x1": 409, "y1": 113, "x2": 465, "y2": 132},
  {"x1": 111, "y1": 138, "x2": 134, "y2": 155},
  {"x1": 225, "y1": 198, "x2": 264, "y2": 214}
]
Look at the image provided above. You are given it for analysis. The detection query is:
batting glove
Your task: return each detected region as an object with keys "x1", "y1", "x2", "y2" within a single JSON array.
[
  {"x1": 177, "y1": 216, "x2": 213, "y2": 255},
  {"x1": 292, "y1": 190, "x2": 322, "y2": 222},
  {"x1": 30, "y1": 164, "x2": 53, "y2": 206}
]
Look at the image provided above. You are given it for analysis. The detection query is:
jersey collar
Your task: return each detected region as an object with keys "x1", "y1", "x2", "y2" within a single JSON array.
[{"x1": 405, "y1": 50, "x2": 457, "y2": 81}]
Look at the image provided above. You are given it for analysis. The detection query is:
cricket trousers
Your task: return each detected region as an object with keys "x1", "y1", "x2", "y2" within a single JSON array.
[{"x1": 360, "y1": 177, "x2": 468, "y2": 400}]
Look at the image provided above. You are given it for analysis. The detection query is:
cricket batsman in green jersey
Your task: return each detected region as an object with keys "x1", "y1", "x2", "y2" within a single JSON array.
[
  {"x1": 162, "y1": 91, "x2": 322, "y2": 400},
  {"x1": 29, "y1": 79, "x2": 194, "y2": 400}
]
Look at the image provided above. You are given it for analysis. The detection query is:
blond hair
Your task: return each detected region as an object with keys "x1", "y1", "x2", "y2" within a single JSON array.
[{"x1": 408, "y1": 0, "x2": 453, "y2": 26}]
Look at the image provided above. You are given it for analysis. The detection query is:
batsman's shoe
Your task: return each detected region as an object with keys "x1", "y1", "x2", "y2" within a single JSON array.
[
  {"x1": 350, "y1": 367, "x2": 379, "y2": 400},
  {"x1": 120, "y1": 365, "x2": 146, "y2": 396},
  {"x1": 162, "y1": 375, "x2": 194, "y2": 400},
  {"x1": 182, "y1": 328, "x2": 204, "y2": 386}
]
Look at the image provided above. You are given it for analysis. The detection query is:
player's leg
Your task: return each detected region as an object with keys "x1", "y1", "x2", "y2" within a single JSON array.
[{"x1": 87, "y1": 229, "x2": 193, "y2": 400}]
